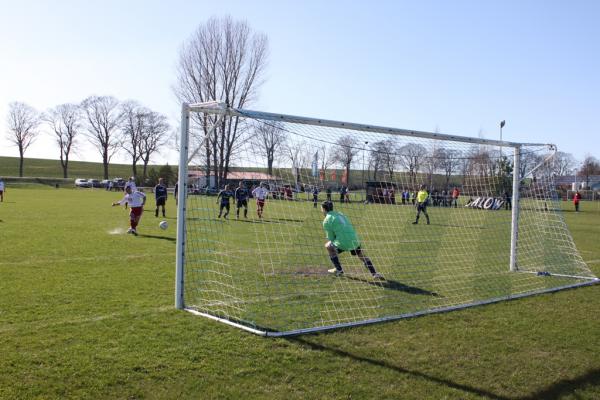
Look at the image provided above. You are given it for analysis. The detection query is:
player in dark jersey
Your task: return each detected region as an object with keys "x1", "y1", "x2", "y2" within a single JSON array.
[
  {"x1": 217, "y1": 184, "x2": 235, "y2": 219},
  {"x1": 234, "y1": 181, "x2": 249, "y2": 219},
  {"x1": 312, "y1": 186, "x2": 320, "y2": 208},
  {"x1": 154, "y1": 178, "x2": 168, "y2": 217}
]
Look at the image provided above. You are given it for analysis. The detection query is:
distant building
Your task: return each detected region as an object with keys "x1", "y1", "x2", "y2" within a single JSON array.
[
  {"x1": 554, "y1": 175, "x2": 600, "y2": 190},
  {"x1": 187, "y1": 170, "x2": 281, "y2": 189}
]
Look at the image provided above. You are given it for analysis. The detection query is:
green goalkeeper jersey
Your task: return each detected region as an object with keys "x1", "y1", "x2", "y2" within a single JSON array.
[{"x1": 322, "y1": 211, "x2": 360, "y2": 251}]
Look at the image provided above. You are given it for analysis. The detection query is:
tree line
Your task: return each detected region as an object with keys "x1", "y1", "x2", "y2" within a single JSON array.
[{"x1": 5, "y1": 97, "x2": 171, "y2": 181}]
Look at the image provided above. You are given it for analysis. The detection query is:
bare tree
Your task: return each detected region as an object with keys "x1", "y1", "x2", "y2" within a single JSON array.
[
  {"x1": 43, "y1": 103, "x2": 82, "y2": 178},
  {"x1": 120, "y1": 101, "x2": 147, "y2": 178},
  {"x1": 6, "y1": 102, "x2": 41, "y2": 177},
  {"x1": 579, "y1": 155, "x2": 600, "y2": 187},
  {"x1": 319, "y1": 144, "x2": 337, "y2": 173},
  {"x1": 445, "y1": 149, "x2": 462, "y2": 188},
  {"x1": 283, "y1": 139, "x2": 310, "y2": 168},
  {"x1": 398, "y1": 143, "x2": 427, "y2": 187},
  {"x1": 552, "y1": 151, "x2": 575, "y2": 176},
  {"x1": 518, "y1": 150, "x2": 543, "y2": 179},
  {"x1": 423, "y1": 146, "x2": 440, "y2": 188},
  {"x1": 252, "y1": 121, "x2": 285, "y2": 175},
  {"x1": 333, "y1": 136, "x2": 359, "y2": 186},
  {"x1": 139, "y1": 111, "x2": 171, "y2": 181},
  {"x1": 174, "y1": 16, "x2": 268, "y2": 188},
  {"x1": 81, "y1": 96, "x2": 122, "y2": 179},
  {"x1": 379, "y1": 139, "x2": 399, "y2": 181},
  {"x1": 435, "y1": 147, "x2": 462, "y2": 189},
  {"x1": 368, "y1": 141, "x2": 387, "y2": 181}
]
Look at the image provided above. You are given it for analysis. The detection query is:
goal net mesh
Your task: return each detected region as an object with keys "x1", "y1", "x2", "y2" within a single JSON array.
[{"x1": 179, "y1": 106, "x2": 597, "y2": 335}]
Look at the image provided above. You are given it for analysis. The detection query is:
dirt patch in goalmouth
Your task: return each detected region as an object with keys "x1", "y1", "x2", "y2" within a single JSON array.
[{"x1": 265, "y1": 266, "x2": 329, "y2": 277}]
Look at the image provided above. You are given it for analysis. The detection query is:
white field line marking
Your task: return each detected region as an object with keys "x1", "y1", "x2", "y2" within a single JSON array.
[
  {"x1": 0, "y1": 306, "x2": 172, "y2": 333},
  {"x1": 0, "y1": 253, "x2": 171, "y2": 267}
]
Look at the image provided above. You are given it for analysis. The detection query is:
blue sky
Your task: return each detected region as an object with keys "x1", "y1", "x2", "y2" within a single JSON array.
[{"x1": 1, "y1": 0, "x2": 599, "y2": 165}]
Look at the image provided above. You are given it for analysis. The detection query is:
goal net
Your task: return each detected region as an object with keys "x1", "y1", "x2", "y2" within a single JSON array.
[{"x1": 175, "y1": 102, "x2": 598, "y2": 336}]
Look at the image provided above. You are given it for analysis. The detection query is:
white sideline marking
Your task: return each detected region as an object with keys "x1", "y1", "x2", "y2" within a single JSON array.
[
  {"x1": 108, "y1": 227, "x2": 126, "y2": 235},
  {"x1": 0, "y1": 253, "x2": 170, "y2": 267},
  {"x1": 0, "y1": 306, "x2": 172, "y2": 333}
]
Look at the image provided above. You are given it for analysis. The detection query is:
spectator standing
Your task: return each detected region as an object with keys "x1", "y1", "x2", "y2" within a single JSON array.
[
  {"x1": 0, "y1": 177, "x2": 5, "y2": 202},
  {"x1": 451, "y1": 187, "x2": 460, "y2": 208},
  {"x1": 573, "y1": 190, "x2": 582, "y2": 212},
  {"x1": 504, "y1": 191, "x2": 512, "y2": 210}
]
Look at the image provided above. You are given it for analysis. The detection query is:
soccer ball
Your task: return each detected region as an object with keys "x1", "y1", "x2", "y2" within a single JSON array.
[{"x1": 159, "y1": 220, "x2": 168, "y2": 230}]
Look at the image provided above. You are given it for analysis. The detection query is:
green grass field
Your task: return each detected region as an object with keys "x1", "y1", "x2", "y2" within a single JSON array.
[{"x1": 1, "y1": 186, "x2": 599, "y2": 399}]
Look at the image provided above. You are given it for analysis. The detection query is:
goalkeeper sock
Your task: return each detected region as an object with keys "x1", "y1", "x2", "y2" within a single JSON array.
[
  {"x1": 330, "y1": 256, "x2": 343, "y2": 271},
  {"x1": 363, "y1": 258, "x2": 376, "y2": 274}
]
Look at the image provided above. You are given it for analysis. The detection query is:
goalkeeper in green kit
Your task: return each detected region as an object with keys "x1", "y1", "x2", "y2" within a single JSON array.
[{"x1": 321, "y1": 201, "x2": 384, "y2": 279}]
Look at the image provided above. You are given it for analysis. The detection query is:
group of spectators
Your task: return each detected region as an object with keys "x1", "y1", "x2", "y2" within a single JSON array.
[{"x1": 373, "y1": 187, "x2": 462, "y2": 208}]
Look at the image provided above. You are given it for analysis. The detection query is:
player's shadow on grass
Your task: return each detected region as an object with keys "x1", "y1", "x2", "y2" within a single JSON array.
[
  {"x1": 344, "y1": 275, "x2": 439, "y2": 297},
  {"x1": 137, "y1": 234, "x2": 176, "y2": 242}
]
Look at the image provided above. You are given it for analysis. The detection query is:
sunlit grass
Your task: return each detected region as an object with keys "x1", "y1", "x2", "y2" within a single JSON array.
[{"x1": 0, "y1": 186, "x2": 598, "y2": 399}]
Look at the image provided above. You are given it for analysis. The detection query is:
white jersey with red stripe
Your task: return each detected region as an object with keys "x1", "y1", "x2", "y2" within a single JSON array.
[
  {"x1": 252, "y1": 187, "x2": 269, "y2": 200},
  {"x1": 124, "y1": 180, "x2": 137, "y2": 192},
  {"x1": 117, "y1": 191, "x2": 146, "y2": 207}
]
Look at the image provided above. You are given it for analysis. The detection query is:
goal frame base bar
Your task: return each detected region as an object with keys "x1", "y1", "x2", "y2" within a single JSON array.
[{"x1": 184, "y1": 278, "x2": 599, "y2": 337}]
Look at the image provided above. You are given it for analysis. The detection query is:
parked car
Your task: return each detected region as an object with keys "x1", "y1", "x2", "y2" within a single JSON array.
[
  {"x1": 101, "y1": 179, "x2": 111, "y2": 188},
  {"x1": 88, "y1": 179, "x2": 102, "y2": 188},
  {"x1": 74, "y1": 178, "x2": 91, "y2": 188},
  {"x1": 112, "y1": 178, "x2": 126, "y2": 190}
]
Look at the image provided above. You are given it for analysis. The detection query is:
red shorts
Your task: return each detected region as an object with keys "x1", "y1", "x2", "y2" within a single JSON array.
[
  {"x1": 257, "y1": 199, "x2": 265, "y2": 207},
  {"x1": 130, "y1": 206, "x2": 143, "y2": 219}
]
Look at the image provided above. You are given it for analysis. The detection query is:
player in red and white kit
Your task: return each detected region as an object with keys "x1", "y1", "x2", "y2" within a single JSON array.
[
  {"x1": 252, "y1": 182, "x2": 270, "y2": 219},
  {"x1": 112, "y1": 186, "x2": 146, "y2": 235}
]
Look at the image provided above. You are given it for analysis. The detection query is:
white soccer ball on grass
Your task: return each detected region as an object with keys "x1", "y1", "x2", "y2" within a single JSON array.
[{"x1": 159, "y1": 220, "x2": 168, "y2": 230}]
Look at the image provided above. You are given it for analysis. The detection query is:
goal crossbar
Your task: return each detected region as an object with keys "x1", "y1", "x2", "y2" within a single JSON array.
[{"x1": 187, "y1": 102, "x2": 550, "y2": 149}]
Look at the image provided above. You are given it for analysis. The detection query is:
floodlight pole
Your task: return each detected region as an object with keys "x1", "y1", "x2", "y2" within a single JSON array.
[
  {"x1": 175, "y1": 103, "x2": 190, "y2": 309},
  {"x1": 499, "y1": 120, "x2": 505, "y2": 157},
  {"x1": 509, "y1": 144, "x2": 521, "y2": 272}
]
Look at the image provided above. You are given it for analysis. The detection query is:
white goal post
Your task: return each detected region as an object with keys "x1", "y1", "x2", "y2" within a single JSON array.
[{"x1": 175, "y1": 101, "x2": 599, "y2": 336}]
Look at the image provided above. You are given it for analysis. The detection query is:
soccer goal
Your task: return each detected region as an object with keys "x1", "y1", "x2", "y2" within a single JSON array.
[{"x1": 175, "y1": 101, "x2": 598, "y2": 336}]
